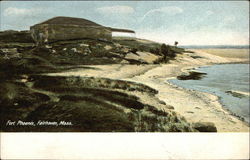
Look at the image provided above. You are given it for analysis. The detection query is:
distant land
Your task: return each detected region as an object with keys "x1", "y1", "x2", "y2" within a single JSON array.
[{"x1": 180, "y1": 45, "x2": 250, "y2": 49}]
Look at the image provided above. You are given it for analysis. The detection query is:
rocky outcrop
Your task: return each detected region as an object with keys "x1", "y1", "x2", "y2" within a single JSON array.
[
  {"x1": 192, "y1": 122, "x2": 217, "y2": 132},
  {"x1": 226, "y1": 90, "x2": 250, "y2": 98},
  {"x1": 125, "y1": 51, "x2": 160, "y2": 64}
]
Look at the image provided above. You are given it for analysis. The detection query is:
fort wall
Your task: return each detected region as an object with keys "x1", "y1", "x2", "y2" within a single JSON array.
[{"x1": 30, "y1": 24, "x2": 112, "y2": 44}]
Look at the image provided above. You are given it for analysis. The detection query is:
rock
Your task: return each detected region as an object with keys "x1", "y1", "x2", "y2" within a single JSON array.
[
  {"x1": 125, "y1": 51, "x2": 159, "y2": 64},
  {"x1": 186, "y1": 111, "x2": 194, "y2": 114},
  {"x1": 193, "y1": 122, "x2": 217, "y2": 132},
  {"x1": 1, "y1": 48, "x2": 18, "y2": 54},
  {"x1": 177, "y1": 71, "x2": 207, "y2": 80},
  {"x1": 45, "y1": 45, "x2": 52, "y2": 49},
  {"x1": 1, "y1": 48, "x2": 21, "y2": 58},
  {"x1": 121, "y1": 47, "x2": 130, "y2": 53},
  {"x1": 104, "y1": 45, "x2": 112, "y2": 50},
  {"x1": 166, "y1": 105, "x2": 174, "y2": 110},
  {"x1": 79, "y1": 43, "x2": 89, "y2": 47},
  {"x1": 226, "y1": 90, "x2": 250, "y2": 98},
  {"x1": 114, "y1": 43, "x2": 122, "y2": 47},
  {"x1": 158, "y1": 100, "x2": 166, "y2": 105},
  {"x1": 120, "y1": 59, "x2": 129, "y2": 64},
  {"x1": 71, "y1": 48, "x2": 78, "y2": 53}
]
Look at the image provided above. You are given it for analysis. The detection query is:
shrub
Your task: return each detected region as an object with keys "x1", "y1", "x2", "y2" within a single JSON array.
[
  {"x1": 150, "y1": 47, "x2": 160, "y2": 55},
  {"x1": 160, "y1": 43, "x2": 170, "y2": 60},
  {"x1": 130, "y1": 48, "x2": 138, "y2": 54}
]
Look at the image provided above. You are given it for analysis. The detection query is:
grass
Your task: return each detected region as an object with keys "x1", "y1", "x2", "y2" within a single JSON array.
[
  {"x1": 113, "y1": 39, "x2": 161, "y2": 53},
  {"x1": 32, "y1": 77, "x2": 145, "y2": 110},
  {"x1": 25, "y1": 100, "x2": 135, "y2": 132},
  {"x1": 0, "y1": 74, "x2": 195, "y2": 132},
  {"x1": 0, "y1": 38, "x2": 195, "y2": 132}
]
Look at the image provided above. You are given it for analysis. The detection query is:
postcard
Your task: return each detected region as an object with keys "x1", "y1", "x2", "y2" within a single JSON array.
[{"x1": 0, "y1": 1, "x2": 249, "y2": 159}]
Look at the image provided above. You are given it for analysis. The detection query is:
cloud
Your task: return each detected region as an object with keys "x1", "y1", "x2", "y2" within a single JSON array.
[
  {"x1": 96, "y1": 5, "x2": 134, "y2": 15},
  {"x1": 223, "y1": 16, "x2": 236, "y2": 23},
  {"x1": 136, "y1": 26, "x2": 249, "y2": 46},
  {"x1": 205, "y1": 10, "x2": 214, "y2": 16},
  {"x1": 141, "y1": 6, "x2": 183, "y2": 22},
  {"x1": 4, "y1": 7, "x2": 42, "y2": 16}
]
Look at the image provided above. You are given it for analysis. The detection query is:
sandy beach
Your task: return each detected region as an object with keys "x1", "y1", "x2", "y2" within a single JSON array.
[{"x1": 48, "y1": 49, "x2": 249, "y2": 132}]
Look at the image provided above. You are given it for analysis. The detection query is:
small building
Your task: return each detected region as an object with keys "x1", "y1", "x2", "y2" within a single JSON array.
[{"x1": 30, "y1": 16, "x2": 135, "y2": 45}]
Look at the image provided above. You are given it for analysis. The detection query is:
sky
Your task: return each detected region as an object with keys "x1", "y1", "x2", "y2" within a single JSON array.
[{"x1": 0, "y1": 1, "x2": 249, "y2": 45}]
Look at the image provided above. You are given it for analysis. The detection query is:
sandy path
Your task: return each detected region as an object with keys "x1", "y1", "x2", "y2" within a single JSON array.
[{"x1": 48, "y1": 49, "x2": 249, "y2": 132}]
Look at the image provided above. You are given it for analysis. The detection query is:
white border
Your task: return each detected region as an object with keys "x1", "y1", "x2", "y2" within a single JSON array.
[{"x1": 1, "y1": 133, "x2": 249, "y2": 159}]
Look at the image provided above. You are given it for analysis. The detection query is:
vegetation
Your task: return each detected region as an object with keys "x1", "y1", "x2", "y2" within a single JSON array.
[
  {"x1": 160, "y1": 43, "x2": 177, "y2": 62},
  {"x1": 174, "y1": 41, "x2": 178, "y2": 47},
  {"x1": 0, "y1": 34, "x2": 193, "y2": 132},
  {"x1": 0, "y1": 75, "x2": 195, "y2": 132}
]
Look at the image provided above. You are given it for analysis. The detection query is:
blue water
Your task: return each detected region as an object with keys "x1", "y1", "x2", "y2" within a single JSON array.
[{"x1": 169, "y1": 64, "x2": 250, "y2": 123}]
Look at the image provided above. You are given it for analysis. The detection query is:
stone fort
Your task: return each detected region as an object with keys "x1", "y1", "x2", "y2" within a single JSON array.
[{"x1": 30, "y1": 16, "x2": 135, "y2": 44}]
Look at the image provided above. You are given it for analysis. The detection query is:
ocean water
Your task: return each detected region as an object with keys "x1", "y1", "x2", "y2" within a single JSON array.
[{"x1": 168, "y1": 64, "x2": 250, "y2": 123}]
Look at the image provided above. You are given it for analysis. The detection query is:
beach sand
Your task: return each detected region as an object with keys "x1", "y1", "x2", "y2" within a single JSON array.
[
  {"x1": 48, "y1": 49, "x2": 249, "y2": 132},
  {"x1": 193, "y1": 48, "x2": 249, "y2": 60}
]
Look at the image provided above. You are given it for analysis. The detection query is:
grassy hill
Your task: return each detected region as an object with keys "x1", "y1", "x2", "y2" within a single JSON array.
[{"x1": 0, "y1": 32, "x2": 195, "y2": 132}]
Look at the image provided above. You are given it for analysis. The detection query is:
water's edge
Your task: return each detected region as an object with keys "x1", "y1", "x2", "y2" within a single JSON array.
[{"x1": 167, "y1": 63, "x2": 249, "y2": 126}]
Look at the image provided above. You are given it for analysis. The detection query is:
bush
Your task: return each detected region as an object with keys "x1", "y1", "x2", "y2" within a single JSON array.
[
  {"x1": 150, "y1": 48, "x2": 160, "y2": 55},
  {"x1": 130, "y1": 48, "x2": 138, "y2": 54},
  {"x1": 160, "y1": 43, "x2": 170, "y2": 60}
]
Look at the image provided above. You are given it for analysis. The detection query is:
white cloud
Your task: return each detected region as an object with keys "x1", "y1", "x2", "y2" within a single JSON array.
[
  {"x1": 136, "y1": 27, "x2": 249, "y2": 46},
  {"x1": 4, "y1": 7, "x2": 42, "y2": 16},
  {"x1": 96, "y1": 5, "x2": 134, "y2": 15},
  {"x1": 223, "y1": 16, "x2": 236, "y2": 23},
  {"x1": 206, "y1": 10, "x2": 214, "y2": 16},
  {"x1": 154, "y1": 6, "x2": 183, "y2": 15},
  {"x1": 141, "y1": 6, "x2": 183, "y2": 22}
]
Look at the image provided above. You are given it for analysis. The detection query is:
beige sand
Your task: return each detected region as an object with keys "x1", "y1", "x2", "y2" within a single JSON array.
[
  {"x1": 49, "y1": 49, "x2": 249, "y2": 132},
  {"x1": 194, "y1": 48, "x2": 249, "y2": 60}
]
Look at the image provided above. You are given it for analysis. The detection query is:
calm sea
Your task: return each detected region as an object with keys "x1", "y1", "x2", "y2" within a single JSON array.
[{"x1": 168, "y1": 64, "x2": 250, "y2": 123}]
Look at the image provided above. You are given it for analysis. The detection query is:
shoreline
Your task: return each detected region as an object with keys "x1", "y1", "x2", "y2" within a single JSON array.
[
  {"x1": 123, "y1": 49, "x2": 249, "y2": 132},
  {"x1": 166, "y1": 66, "x2": 249, "y2": 126},
  {"x1": 171, "y1": 53, "x2": 250, "y2": 125},
  {"x1": 47, "y1": 49, "x2": 249, "y2": 132}
]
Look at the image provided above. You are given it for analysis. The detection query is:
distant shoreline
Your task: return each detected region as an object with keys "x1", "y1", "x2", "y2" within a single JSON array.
[
  {"x1": 188, "y1": 48, "x2": 249, "y2": 61},
  {"x1": 180, "y1": 45, "x2": 249, "y2": 49}
]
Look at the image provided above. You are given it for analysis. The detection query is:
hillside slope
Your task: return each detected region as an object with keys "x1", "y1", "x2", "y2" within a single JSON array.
[{"x1": 0, "y1": 33, "x2": 196, "y2": 132}]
